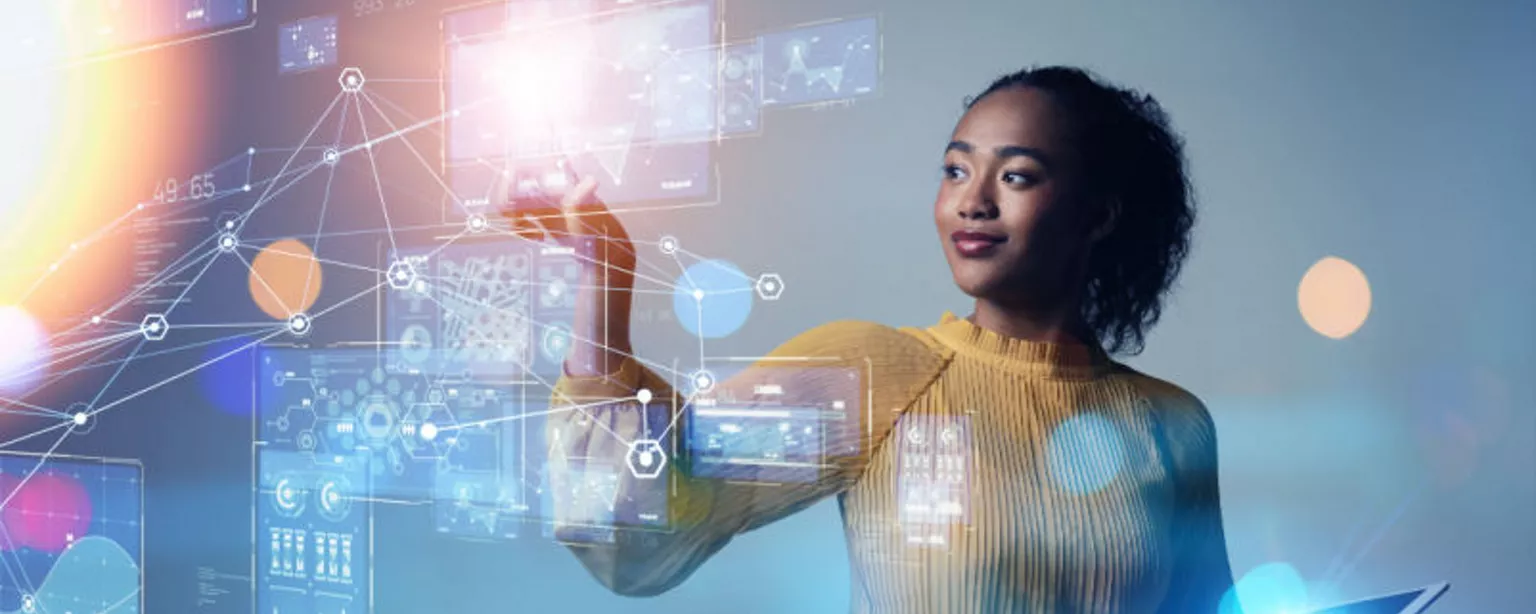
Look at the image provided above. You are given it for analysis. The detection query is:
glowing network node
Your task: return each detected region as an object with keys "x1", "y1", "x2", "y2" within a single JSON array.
[
  {"x1": 140, "y1": 314, "x2": 169, "y2": 341},
  {"x1": 659, "y1": 236, "x2": 678, "y2": 254},
  {"x1": 420, "y1": 422, "x2": 439, "y2": 441},
  {"x1": 387, "y1": 260, "x2": 417, "y2": 290},
  {"x1": 625, "y1": 439, "x2": 667, "y2": 479},
  {"x1": 755, "y1": 273, "x2": 784, "y2": 301},
  {"x1": 673, "y1": 260, "x2": 755, "y2": 338},
  {"x1": 242, "y1": 183, "x2": 251, "y2": 192},
  {"x1": 1046, "y1": 413, "x2": 1126, "y2": 495},
  {"x1": 90, "y1": 315, "x2": 101, "y2": 325},
  {"x1": 467, "y1": 214, "x2": 487, "y2": 232},
  {"x1": 217, "y1": 232, "x2": 238, "y2": 253},
  {"x1": 322, "y1": 147, "x2": 340, "y2": 165},
  {"x1": 338, "y1": 67, "x2": 365, "y2": 92},
  {"x1": 636, "y1": 388, "x2": 653, "y2": 405},
  {"x1": 690, "y1": 369, "x2": 716, "y2": 394},
  {"x1": 287, "y1": 313, "x2": 312, "y2": 336},
  {"x1": 248, "y1": 147, "x2": 256, "y2": 155},
  {"x1": 72, "y1": 412, "x2": 87, "y2": 426}
]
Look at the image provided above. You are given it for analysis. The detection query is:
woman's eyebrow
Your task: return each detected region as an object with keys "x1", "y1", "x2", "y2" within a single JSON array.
[{"x1": 945, "y1": 141, "x2": 1052, "y2": 170}]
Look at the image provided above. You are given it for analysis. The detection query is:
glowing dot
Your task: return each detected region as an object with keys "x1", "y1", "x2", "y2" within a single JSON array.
[
  {"x1": 1220, "y1": 562, "x2": 1308, "y2": 614},
  {"x1": 72, "y1": 412, "x2": 87, "y2": 426},
  {"x1": 1046, "y1": 414, "x2": 1126, "y2": 495},
  {"x1": 48, "y1": 263, "x2": 57, "y2": 271},
  {"x1": 636, "y1": 388, "x2": 652, "y2": 404},
  {"x1": 68, "y1": 243, "x2": 76, "y2": 251},
  {"x1": 1298, "y1": 256, "x2": 1371, "y2": 339},
  {"x1": 692, "y1": 289, "x2": 704, "y2": 300},
  {"x1": 420, "y1": 422, "x2": 439, "y2": 441},
  {"x1": 248, "y1": 147, "x2": 256, "y2": 155},
  {"x1": 243, "y1": 184, "x2": 251, "y2": 192},
  {"x1": 90, "y1": 316, "x2": 100, "y2": 325},
  {"x1": 248, "y1": 239, "x2": 323, "y2": 321},
  {"x1": 226, "y1": 221, "x2": 235, "y2": 229}
]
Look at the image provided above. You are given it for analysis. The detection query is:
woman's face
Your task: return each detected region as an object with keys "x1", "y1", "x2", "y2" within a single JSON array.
[{"x1": 933, "y1": 86, "x2": 1097, "y2": 310}]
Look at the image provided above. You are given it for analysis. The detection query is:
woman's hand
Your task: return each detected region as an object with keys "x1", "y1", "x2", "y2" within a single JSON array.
[{"x1": 504, "y1": 170, "x2": 636, "y2": 376}]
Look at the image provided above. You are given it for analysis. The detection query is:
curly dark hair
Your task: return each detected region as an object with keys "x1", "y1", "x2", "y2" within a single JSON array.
[{"x1": 965, "y1": 65, "x2": 1195, "y2": 356}]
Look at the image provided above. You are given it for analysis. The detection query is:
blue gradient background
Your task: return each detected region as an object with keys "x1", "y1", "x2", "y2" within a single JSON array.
[{"x1": 0, "y1": 0, "x2": 1530, "y2": 613}]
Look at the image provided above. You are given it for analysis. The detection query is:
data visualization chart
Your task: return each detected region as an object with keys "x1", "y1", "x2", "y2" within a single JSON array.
[
  {"x1": 683, "y1": 362, "x2": 861, "y2": 483},
  {"x1": 279, "y1": 15, "x2": 339, "y2": 75},
  {"x1": 719, "y1": 41, "x2": 764, "y2": 135},
  {"x1": 257, "y1": 450, "x2": 369, "y2": 614},
  {"x1": 387, "y1": 237, "x2": 596, "y2": 379},
  {"x1": 0, "y1": 453, "x2": 143, "y2": 614},
  {"x1": 761, "y1": 16, "x2": 880, "y2": 106},
  {"x1": 442, "y1": 0, "x2": 718, "y2": 212},
  {"x1": 896, "y1": 414, "x2": 972, "y2": 548},
  {"x1": 27, "y1": 0, "x2": 255, "y2": 62}
]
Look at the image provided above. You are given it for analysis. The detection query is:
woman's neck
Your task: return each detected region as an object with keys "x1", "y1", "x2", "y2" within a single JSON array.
[{"x1": 967, "y1": 297, "x2": 1087, "y2": 345}]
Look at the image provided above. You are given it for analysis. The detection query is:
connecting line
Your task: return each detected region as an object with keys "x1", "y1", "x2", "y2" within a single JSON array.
[
  {"x1": 349, "y1": 93, "x2": 401, "y2": 254},
  {"x1": 673, "y1": 243, "x2": 756, "y2": 282},
  {"x1": 306, "y1": 94, "x2": 354, "y2": 307},
  {"x1": 0, "y1": 422, "x2": 76, "y2": 508},
  {"x1": 12, "y1": 331, "x2": 141, "y2": 391},
  {"x1": 408, "y1": 288, "x2": 630, "y2": 445},
  {"x1": 484, "y1": 226, "x2": 681, "y2": 291},
  {"x1": 238, "y1": 91, "x2": 345, "y2": 235},
  {"x1": 237, "y1": 243, "x2": 389, "y2": 276},
  {"x1": 81, "y1": 326, "x2": 289, "y2": 421},
  {"x1": 427, "y1": 283, "x2": 686, "y2": 381},
  {"x1": 336, "y1": 98, "x2": 479, "y2": 158},
  {"x1": 437, "y1": 397, "x2": 634, "y2": 433},
  {"x1": 360, "y1": 91, "x2": 466, "y2": 211},
  {"x1": 163, "y1": 244, "x2": 225, "y2": 319},
  {"x1": 232, "y1": 248, "x2": 295, "y2": 317},
  {"x1": 33, "y1": 328, "x2": 268, "y2": 388},
  {"x1": 0, "y1": 397, "x2": 72, "y2": 419},
  {"x1": 89, "y1": 240, "x2": 221, "y2": 326}
]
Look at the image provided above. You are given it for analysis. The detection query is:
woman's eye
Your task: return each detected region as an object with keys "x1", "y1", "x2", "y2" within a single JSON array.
[
  {"x1": 942, "y1": 165, "x2": 968, "y2": 180},
  {"x1": 1002, "y1": 171, "x2": 1035, "y2": 186}
]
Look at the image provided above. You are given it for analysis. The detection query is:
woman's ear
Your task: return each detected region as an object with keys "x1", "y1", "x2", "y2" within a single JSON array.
[{"x1": 1088, "y1": 199, "x2": 1119, "y2": 244}]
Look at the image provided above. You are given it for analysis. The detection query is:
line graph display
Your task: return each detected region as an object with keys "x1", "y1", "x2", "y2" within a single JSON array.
[
  {"x1": 760, "y1": 16, "x2": 880, "y2": 106},
  {"x1": 0, "y1": 453, "x2": 142, "y2": 614}
]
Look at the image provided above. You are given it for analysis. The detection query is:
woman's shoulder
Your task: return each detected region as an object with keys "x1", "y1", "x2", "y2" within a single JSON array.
[
  {"x1": 763, "y1": 319, "x2": 953, "y2": 411},
  {"x1": 1109, "y1": 363, "x2": 1218, "y2": 445},
  {"x1": 769, "y1": 319, "x2": 952, "y2": 363}
]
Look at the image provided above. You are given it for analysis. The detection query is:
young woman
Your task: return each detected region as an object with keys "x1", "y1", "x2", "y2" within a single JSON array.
[{"x1": 514, "y1": 65, "x2": 1238, "y2": 613}]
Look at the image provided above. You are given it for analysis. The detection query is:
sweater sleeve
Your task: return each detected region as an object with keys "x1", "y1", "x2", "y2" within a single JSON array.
[
  {"x1": 1148, "y1": 387, "x2": 1240, "y2": 614},
  {"x1": 546, "y1": 319, "x2": 949, "y2": 597}
]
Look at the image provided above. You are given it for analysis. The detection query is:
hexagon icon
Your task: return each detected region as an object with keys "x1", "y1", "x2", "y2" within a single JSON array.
[
  {"x1": 140, "y1": 313, "x2": 169, "y2": 341},
  {"x1": 625, "y1": 439, "x2": 667, "y2": 479},
  {"x1": 387, "y1": 260, "x2": 417, "y2": 290},
  {"x1": 339, "y1": 67, "x2": 365, "y2": 93},
  {"x1": 755, "y1": 273, "x2": 784, "y2": 301}
]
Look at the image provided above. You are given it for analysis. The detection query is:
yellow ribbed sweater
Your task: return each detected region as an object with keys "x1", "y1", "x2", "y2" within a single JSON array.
[{"x1": 549, "y1": 312, "x2": 1237, "y2": 613}]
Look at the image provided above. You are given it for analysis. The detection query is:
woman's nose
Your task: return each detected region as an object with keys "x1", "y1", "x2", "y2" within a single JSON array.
[{"x1": 956, "y1": 190, "x2": 997, "y2": 220}]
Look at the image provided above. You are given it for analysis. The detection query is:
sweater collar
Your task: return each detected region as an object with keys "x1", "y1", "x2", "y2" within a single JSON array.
[{"x1": 927, "y1": 311, "x2": 1111, "y2": 380}]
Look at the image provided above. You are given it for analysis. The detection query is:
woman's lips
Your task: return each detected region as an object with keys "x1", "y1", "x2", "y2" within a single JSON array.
[{"x1": 951, "y1": 230, "x2": 1006, "y2": 257}]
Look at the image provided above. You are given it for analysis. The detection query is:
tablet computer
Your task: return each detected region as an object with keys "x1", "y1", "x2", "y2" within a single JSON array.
[{"x1": 1306, "y1": 582, "x2": 1449, "y2": 614}]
